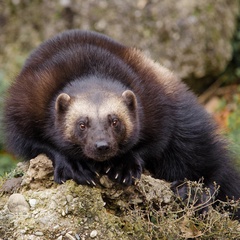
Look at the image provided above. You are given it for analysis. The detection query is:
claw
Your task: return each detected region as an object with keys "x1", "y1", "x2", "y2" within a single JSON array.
[
  {"x1": 91, "y1": 180, "x2": 96, "y2": 186},
  {"x1": 133, "y1": 178, "x2": 140, "y2": 186},
  {"x1": 95, "y1": 171, "x2": 100, "y2": 177},
  {"x1": 86, "y1": 180, "x2": 91, "y2": 185},
  {"x1": 115, "y1": 173, "x2": 119, "y2": 179},
  {"x1": 106, "y1": 168, "x2": 111, "y2": 174},
  {"x1": 123, "y1": 178, "x2": 126, "y2": 184}
]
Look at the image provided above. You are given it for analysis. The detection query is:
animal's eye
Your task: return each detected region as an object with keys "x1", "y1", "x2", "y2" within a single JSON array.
[
  {"x1": 112, "y1": 118, "x2": 119, "y2": 128},
  {"x1": 79, "y1": 122, "x2": 86, "y2": 131}
]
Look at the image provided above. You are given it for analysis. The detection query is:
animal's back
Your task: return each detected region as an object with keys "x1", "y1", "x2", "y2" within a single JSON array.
[{"x1": 4, "y1": 30, "x2": 179, "y2": 158}]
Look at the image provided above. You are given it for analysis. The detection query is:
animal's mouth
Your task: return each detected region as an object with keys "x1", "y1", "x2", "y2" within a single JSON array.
[
  {"x1": 89, "y1": 152, "x2": 116, "y2": 162},
  {"x1": 84, "y1": 148, "x2": 118, "y2": 162},
  {"x1": 84, "y1": 142, "x2": 118, "y2": 162}
]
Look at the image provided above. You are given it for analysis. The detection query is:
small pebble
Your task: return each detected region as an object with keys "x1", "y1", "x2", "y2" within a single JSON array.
[
  {"x1": 29, "y1": 199, "x2": 37, "y2": 208},
  {"x1": 66, "y1": 195, "x2": 73, "y2": 203},
  {"x1": 35, "y1": 231, "x2": 44, "y2": 236},
  {"x1": 61, "y1": 209, "x2": 66, "y2": 216},
  {"x1": 75, "y1": 234, "x2": 81, "y2": 240},
  {"x1": 7, "y1": 193, "x2": 29, "y2": 213},
  {"x1": 53, "y1": 225, "x2": 60, "y2": 229},
  {"x1": 90, "y1": 230, "x2": 98, "y2": 238},
  {"x1": 65, "y1": 233, "x2": 75, "y2": 240}
]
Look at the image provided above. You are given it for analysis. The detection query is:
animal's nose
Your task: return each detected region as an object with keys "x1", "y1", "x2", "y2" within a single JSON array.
[{"x1": 95, "y1": 141, "x2": 110, "y2": 151}]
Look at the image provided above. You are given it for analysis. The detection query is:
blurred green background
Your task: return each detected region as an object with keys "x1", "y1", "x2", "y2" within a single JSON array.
[{"x1": 0, "y1": 0, "x2": 240, "y2": 175}]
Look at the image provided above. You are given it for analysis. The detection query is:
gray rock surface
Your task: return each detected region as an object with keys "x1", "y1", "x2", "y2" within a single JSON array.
[
  {"x1": 0, "y1": 155, "x2": 173, "y2": 239},
  {"x1": 7, "y1": 193, "x2": 29, "y2": 213},
  {"x1": 0, "y1": 0, "x2": 239, "y2": 87},
  {"x1": 0, "y1": 155, "x2": 239, "y2": 239}
]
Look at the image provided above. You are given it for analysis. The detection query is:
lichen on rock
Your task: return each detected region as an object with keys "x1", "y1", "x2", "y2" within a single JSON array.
[
  {"x1": 0, "y1": 155, "x2": 239, "y2": 239},
  {"x1": 0, "y1": 155, "x2": 173, "y2": 239}
]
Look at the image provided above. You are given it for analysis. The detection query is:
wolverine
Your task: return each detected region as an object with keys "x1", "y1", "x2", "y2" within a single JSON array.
[{"x1": 3, "y1": 30, "x2": 240, "y2": 218}]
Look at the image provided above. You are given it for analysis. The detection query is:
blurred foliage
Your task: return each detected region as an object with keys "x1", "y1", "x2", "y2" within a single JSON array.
[
  {"x1": 0, "y1": 69, "x2": 17, "y2": 175},
  {"x1": 231, "y1": 14, "x2": 240, "y2": 80},
  {"x1": 225, "y1": 93, "x2": 240, "y2": 169},
  {"x1": 0, "y1": 70, "x2": 9, "y2": 149},
  {"x1": 222, "y1": 14, "x2": 240, "y2": 84},
  {"x1": 215, "y1": 13, "x2": 240, "y2": 168},
  {"x1": 0, "y1": 151, "x2": 17, "y2": 176},
  {"x1": 213, "y1": 87, "x2": 240, "y2": 170}
]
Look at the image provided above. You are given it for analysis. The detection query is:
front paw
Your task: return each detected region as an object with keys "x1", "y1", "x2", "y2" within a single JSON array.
[
  {"x1": 104, "y1": 154, "x2": 143, "y2": 186},
  {"x1": 73, "y1": 161, "x2": 98, "y2": 186},
  {"x1": 54, "y1": 158, "x2": 97, "y2": 186}
]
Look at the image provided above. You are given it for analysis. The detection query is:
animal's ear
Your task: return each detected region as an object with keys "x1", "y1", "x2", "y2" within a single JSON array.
[
  {"x1": 55, "y1": 93, "x2": 71, "y2": 113},
  {"x1": 122, "y1": 90, "x2": 137, "y2": 112}
]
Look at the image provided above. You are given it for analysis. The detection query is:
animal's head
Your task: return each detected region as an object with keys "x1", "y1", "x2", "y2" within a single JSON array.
[{"x1": 54, "y1": 90, "x2": 140, "y2": 161}]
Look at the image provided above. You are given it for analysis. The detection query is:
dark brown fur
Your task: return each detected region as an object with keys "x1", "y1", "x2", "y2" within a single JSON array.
[{"x1": 3, "y1": 30, "x2": 240, "y2": 218}]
